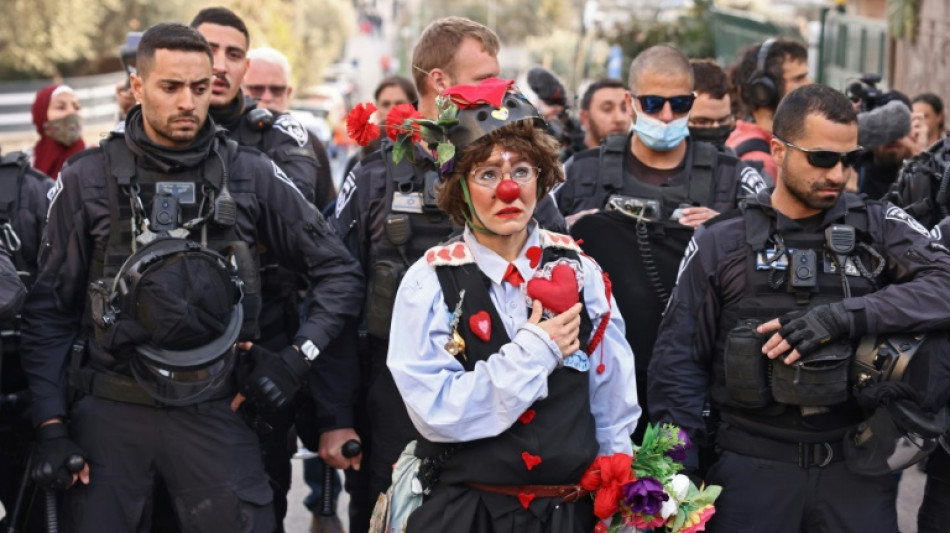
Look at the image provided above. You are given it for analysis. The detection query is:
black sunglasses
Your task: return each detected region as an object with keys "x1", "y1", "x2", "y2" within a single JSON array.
[
  {"x1": 774, "y1": 136, "x2": 863, "y2": 169},
  {"x1": 634, "y1": 93, "x2": 696, "y2": 114}
]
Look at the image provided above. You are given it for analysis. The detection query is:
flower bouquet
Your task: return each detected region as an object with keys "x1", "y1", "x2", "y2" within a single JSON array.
[{"x1": 580, "y1": 423, "x2": 721, "y2": 533}]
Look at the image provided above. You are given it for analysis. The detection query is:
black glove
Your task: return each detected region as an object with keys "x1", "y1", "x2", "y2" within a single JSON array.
[
  {"x1": 32, "y1": 422, "x2": 86, "y2": 491},
  {"x1": 239, "y1": 345, "x2": 310, "y2": 411},
  {"x1": 778, "y1": 302, "x2": 849, "y2": 357}
]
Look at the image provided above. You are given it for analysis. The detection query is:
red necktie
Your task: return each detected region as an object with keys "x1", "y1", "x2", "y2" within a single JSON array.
[{"x1": 503, "y1": 263, "x2": 524, "y2": 287}]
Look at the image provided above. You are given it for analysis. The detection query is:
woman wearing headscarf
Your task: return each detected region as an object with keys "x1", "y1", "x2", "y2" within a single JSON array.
[{"x1": 31, "y1": 83, "x2": 84, "y2": 178}]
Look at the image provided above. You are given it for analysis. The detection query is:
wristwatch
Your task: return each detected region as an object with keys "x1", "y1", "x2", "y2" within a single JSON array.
[{"x1": 294, "y1": 337, "x2": 320, "y2": 362}]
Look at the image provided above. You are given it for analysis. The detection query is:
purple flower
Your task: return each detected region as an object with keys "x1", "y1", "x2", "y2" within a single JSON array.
[
  {"x1": 621, "y1": 477, "x2": 668, "y2": 516},
  {"x1": 666, "y1": 427, "x2": 692, "y2": 462},
  {"x1": 439, "y1": 157, "x2": 455, "y2": 176}
]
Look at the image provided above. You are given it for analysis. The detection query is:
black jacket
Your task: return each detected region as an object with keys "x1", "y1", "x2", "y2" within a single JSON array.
[
  {"x1": 648, "y1": 190, "x2": 950, "y2": 468},
  {"x1": 20, "y1": 130, "x2": 364, "y2": 427}
]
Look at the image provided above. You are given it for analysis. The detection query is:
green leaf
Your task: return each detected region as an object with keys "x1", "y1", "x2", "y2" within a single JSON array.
[
  {"x1": 439, "y1": 101, "x2": 459, "y2": 121},
  {"x1": 392, "y1": 136, "x2": 408, "y2": 164},
  {"x1": 437, "y1": 142, "x2": 455, "y2": 167},
  {"x1": 672, "y1": 508, "x2": 687, "y2": 531}
]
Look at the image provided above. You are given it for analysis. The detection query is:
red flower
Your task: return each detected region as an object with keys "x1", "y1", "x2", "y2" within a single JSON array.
[
  {"x1": 345, "y1": 103, "x2": 379, "y2": 147},
  {"x1": 579, "y1": 453, "x2": 634, "y2": 519},
  {"x1": 443, "y1": 78, "x2": 514, "y2": 109},
  {"x1": 385, "y1": 103, "x2": 422, "y2": 143},
  {"x1": 593, "y1": 522, "x2": 609, "y2": 533}
]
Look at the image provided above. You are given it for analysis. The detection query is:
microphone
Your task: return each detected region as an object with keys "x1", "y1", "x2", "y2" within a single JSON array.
[
  {"x1": 526, "y1": 67, "x2": 568, "y2": 107},
  {"x1": 858, "y1": 100, "x2": 911, "y2": 149}
]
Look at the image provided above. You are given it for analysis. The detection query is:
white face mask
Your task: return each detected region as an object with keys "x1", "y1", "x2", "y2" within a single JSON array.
[{"x1": 634, "y1": 112, "x2": 690, "y2": 151}]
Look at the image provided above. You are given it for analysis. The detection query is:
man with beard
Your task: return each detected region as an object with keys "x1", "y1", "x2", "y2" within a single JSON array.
[
  {"x1": 19, "y1": 23, "x2": 363, "y2": 532},
  {"x1": 332, "y1": 16, "x2": 566, "y2": 533},
  {"x1": 578, "y1": 78, "x2": 631, "y2": 150},
  {"x1": 649, "y1": 83, "x2": 950, "y2": 531},
  {"x1": 726, "y1": 39, "x2": 812, "y2": 179}
]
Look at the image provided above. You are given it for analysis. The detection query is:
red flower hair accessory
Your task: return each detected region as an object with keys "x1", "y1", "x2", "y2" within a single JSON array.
[{"x1": 345, "y1": 102, "x2": 379, "y2": 147}]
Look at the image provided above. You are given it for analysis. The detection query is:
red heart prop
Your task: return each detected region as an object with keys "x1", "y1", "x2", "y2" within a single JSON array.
[
  {"x1": 518, "y1": 491, "x2": 536, "y2": 510},
  {"x1": 518, "y1": 409, "x2": 536, "y2": 425},
  {"x1": 495, "y1": 179, "x2": 521, "y2": 203},
  {"x1": 521, "y1": 451, "x2": 542, "y2": 471},
  {"x1": 526, "y1": 264, "x2": 579, "y2": 314},
  {"x1": 468, "y1": 311, "x2": 492, "y2": 342},
  {"x1": 525, "y1": 246, "x2": 542, "y2": 268}
]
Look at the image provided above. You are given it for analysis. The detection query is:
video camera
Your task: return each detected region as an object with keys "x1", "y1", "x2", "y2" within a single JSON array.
[{"x1": 847, "y1": 73, "x2": 885, "y2": 112}]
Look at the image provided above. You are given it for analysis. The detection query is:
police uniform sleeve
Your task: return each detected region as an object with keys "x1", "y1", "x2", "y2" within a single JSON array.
[
  {"x1": 331, "y1": 157, "x2": 384, "y2": 273},
  {"x1": 534, "y1": 192, "x2": 568, "y2": 233},
  {"x1": 250, "y1": 153, "x2": 364, "y2": 351},
  {"x1": 20, "y1": 164, "x2": 92, "y2": 426},
  {"x1": 308, "y1": 130, "x2": 337, "y2": 212},
  {"x1": 17, "y1": 168, "x2": 55, "y2": 273},
  {"x1": 838, "y1": 202, "x2": 950, "y2": 336},
  {"x1": 648, "y1": 226, "x2": 729, "y2": 471},
  {"x1": 0, "y1": 243, "x2": 25, "y2": 320},
  {"x1": 265, "y1": 114, "x2": 320, "y2": 204}
]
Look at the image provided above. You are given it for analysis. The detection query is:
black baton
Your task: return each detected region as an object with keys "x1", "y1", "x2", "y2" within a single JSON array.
[{"x1": 319, "y1": 439, "x2": 361, "y2": 516}]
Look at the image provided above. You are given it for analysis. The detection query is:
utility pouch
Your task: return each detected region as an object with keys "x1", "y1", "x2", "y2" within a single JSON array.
[
  {"x1": 771, "y1": 340, "x2": 852, "y2": 406},
  {"x1": 366, "y1": 260, "x2": 407, "y2": 339},
  {"x1": 723, "y1": 319, "x2": 771, "y2": 408},
  {"x1": 88, "y1": 280, "x2": 114, "y2": 331}
]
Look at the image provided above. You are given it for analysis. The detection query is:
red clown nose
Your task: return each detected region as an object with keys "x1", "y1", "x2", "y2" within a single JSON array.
[{"x1": 495, "y1": 179, "x2": 521, "y2": 203}]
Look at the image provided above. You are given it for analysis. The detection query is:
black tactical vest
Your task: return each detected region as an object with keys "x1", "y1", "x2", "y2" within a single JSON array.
[
  {"x1": 714, "y1": 195, "x2": 885, "y2": 442},
  {"x1": 414, "y1": 238, "x2": 598, "y2": 487},
  {"x1": 364, "y1": 144, "x2": 459, "y2": 341},
  {"x1": 591, "y1": 134, "x2": 741, "y2": 219},
  {"x1": 86, "y1": 134, "x2": 261, "y2": 373}
]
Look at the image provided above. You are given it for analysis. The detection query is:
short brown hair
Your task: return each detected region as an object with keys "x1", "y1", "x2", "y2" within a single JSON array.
[
  {"x1": 411, "y1": 17, "x2": 500, "y2": 98},
  {"x1": 437, "y1": 121, "x2": 563, "y2": 227},
  {"x1": 691, "y1": 59, "x2": 730, "y2": 99}
]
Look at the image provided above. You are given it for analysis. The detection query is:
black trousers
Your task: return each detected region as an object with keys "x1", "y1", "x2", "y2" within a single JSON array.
[
  {"x1": 63, "y1": 396, "x2": 275, "y2": 533},
  {"x1": 705, "y1": 450, "x2": 898, "y2": 533},
  {"x1": 919, "y1": 445, "x2": 950, "y2": 533}
]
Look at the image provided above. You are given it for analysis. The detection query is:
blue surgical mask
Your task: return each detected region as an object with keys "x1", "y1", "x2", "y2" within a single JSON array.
[{"x1": 634, "y1": 112, "x2": 690, "y2": 151}]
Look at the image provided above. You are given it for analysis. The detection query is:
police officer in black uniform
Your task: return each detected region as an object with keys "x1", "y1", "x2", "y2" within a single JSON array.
[
  {"x1": 332, "y1": 16, "x2": 567, "y2": 533},
  {"x1": 18, "y1": 24, "x2": 363, "y2": 533},
  {"x1": 559, "y1": 45, "x2": 766, "y2": 443},
  {"x1": 190, "y1": 10, "x2": 348, "y2": 529},
  {"x1": 649, "y1": 84, "x2": 950, "y2": 532},
  {"x1": 0, "y1": 151, "x2": 52, "y2": 533}
]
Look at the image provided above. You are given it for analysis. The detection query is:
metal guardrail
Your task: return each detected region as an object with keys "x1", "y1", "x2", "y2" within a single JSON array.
[{"x1": 0, "y1": 71, "x2": 125, "y2": 133}]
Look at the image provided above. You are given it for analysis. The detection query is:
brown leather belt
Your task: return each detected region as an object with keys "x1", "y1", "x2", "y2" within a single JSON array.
[{"x1": 468, "y1": 482, "x2": 589, "y2": 503}]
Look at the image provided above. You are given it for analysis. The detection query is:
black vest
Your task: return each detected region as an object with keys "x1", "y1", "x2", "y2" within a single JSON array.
[
  {"x1": 715, "y1": 195, "x2": 885, "y2": 442},
  {"x1": 593, "y1": 133, "x2": 740, "y2": 218},
  {"x1": 415, "y1": 238, "x2": 598, "y2": 487},
  {"x1": 364, "y1": 144, "x2": 458, "y2": 341},
  {"x1": 86, "y1": 134, "x2": 260, "y2": 373}
]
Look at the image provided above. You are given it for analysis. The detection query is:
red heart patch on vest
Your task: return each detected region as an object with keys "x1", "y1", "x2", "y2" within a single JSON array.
[
  {"x1": 526, "y1": 246, "x2": 542, "y2": 268},
  {"x1": 526, "y1": 264, "x2": 579, "y2": 314},
  {"x1": 518, "y1": 409, "x2": 536, "y2": 425},
  {"x1": 452, "y1": 242, "x2": 467, "y2": 258},
  {"x1": 468, "y1": 311, "x2": 491, "y2": 342},
  {"x1": 521, "y1": 451, "x2": 542, "y2": 471},
  {"x1": 518, "y1": 491, "x2": 536, "y2": 509},
  {"x1": 437, "y1": 247, "x2": 452, "y2": 261}
]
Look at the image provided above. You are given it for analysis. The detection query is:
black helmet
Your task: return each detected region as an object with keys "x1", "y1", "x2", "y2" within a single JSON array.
[
  {"x1": 104, "y1": 237, "x2": 244, "y2": 405},
  {"x1": 446, "y1": 91, "x2": 546, "y2": 151},
  {"x1": 844, "y1": 332, "x2": 950, "y2": 475}
]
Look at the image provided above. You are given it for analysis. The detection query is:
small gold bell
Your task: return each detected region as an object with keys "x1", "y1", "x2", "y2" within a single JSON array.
[{"x1": 444, "y1": 331, "x2": 467, "y2": 360}]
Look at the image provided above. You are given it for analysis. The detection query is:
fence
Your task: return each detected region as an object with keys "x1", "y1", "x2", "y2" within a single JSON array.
[{"x1": 0, "y1": 71, "x2": 125, "y2": 134}]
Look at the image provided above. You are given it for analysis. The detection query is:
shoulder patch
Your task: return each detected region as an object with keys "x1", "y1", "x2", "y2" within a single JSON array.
[
  {"x1": 270, "y1": 160, "x2": 307, "y2": 201},
  {"x1": 885, "y1": 205, "x2": 930, "y2": 236},
  {"x1": 425, "y1": 241, "x2": 475, "y2": 266},
  {"x1": 539, "y1": 229, "x2": 581, "y2": 252},
  {"x1": 675, "y1": 236, "x2": 699, "y2": 284},
  {"x1": 273, "y1": 114, "x2": 309, "y2": 148},
  {"x1": 334, "y1": 171, "x2": 357, "y2": 218},
  {"x1": 739, "y1": 165, "x2": 767, "y2": 197}
]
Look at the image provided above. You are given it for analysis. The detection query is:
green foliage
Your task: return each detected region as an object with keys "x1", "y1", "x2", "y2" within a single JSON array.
[
  {"x1": 887, "y1": 0, "x2": 921, "y2": 42},
  {"x1": 608, "y1": 0, "x2": 715, "y2": 63}
]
